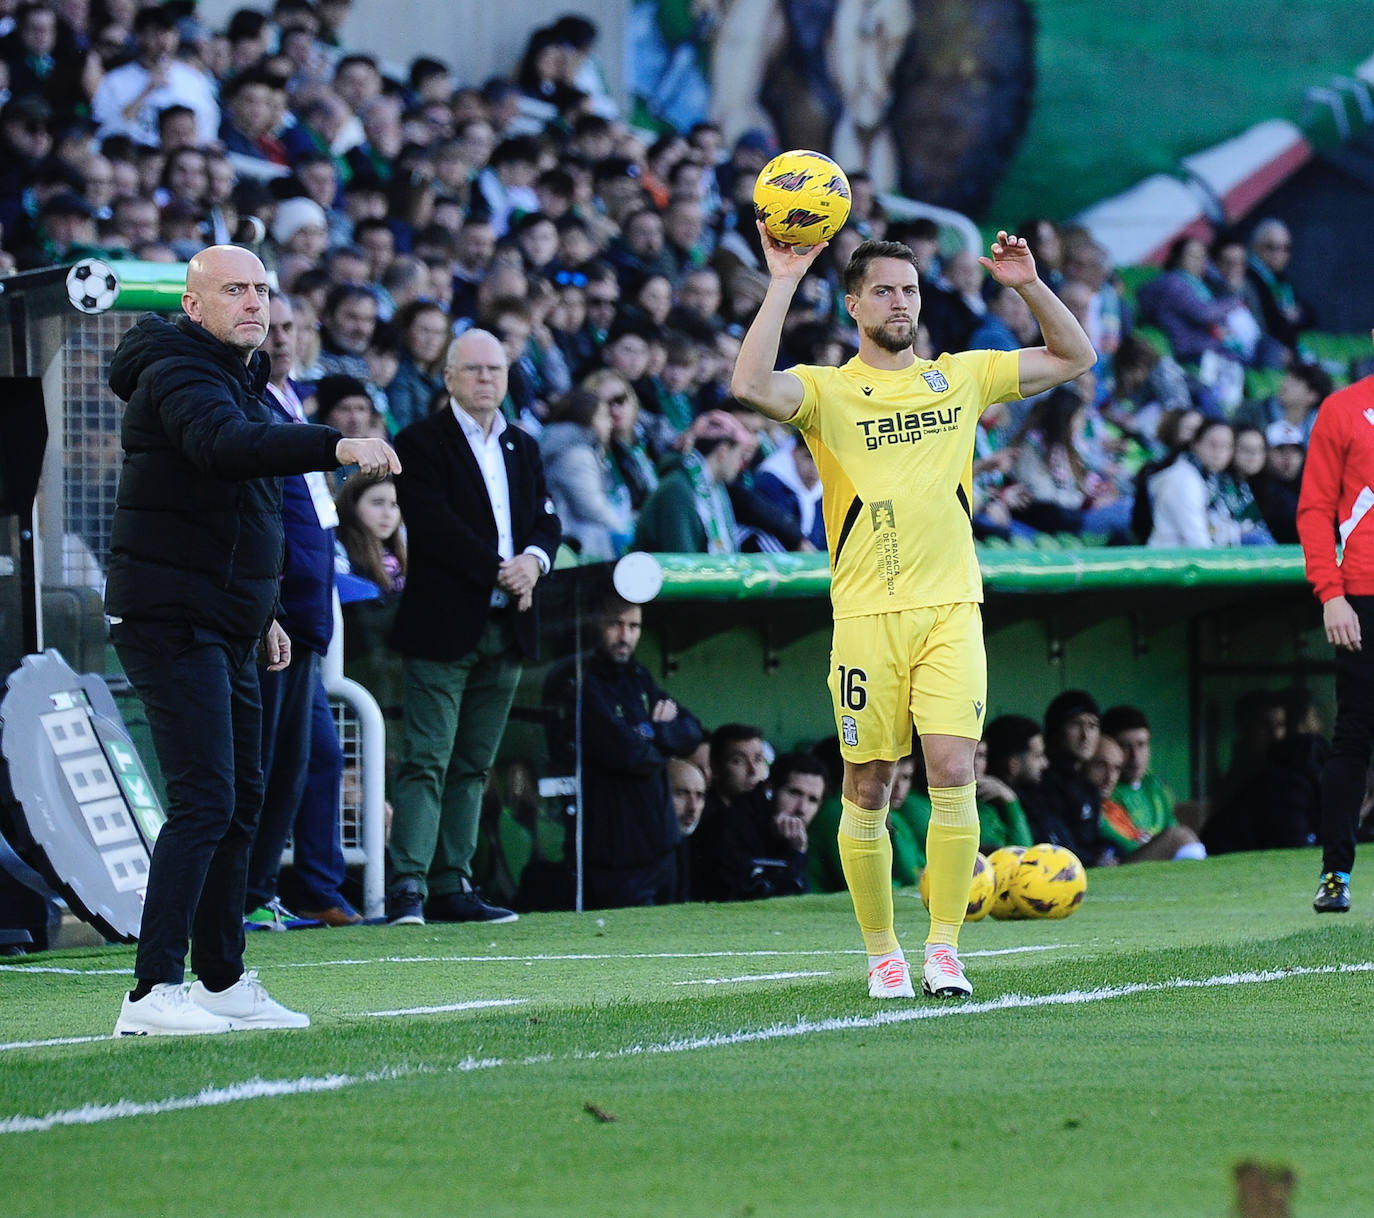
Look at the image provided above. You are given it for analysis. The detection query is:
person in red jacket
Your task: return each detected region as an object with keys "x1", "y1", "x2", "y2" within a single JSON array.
[{"x1": 1295, "y1": 346, "x2": 1374, "y2": 912}]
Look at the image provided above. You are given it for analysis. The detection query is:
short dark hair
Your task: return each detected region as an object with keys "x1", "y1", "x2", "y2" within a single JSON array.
[
  {"x1": 157, "y1": 103, "x2": 196, "y2": 131},
  {"x1": 490, "y1": 136, "x2": 539, "y2": 167},
  {"x1": 314, "y1": 374, "x2": 372, "y2": 418},
  {"x1": 323, "y1": 282, "x2": 376, "y2": 317},
  {"x1": 409, "y1": 56, "x2": 449, "y2": 89},
  {"x1": 226, "y1": 9, "x2": 269, "y2": 42},
  {"x1": 769, "y1": 752, "x2": 829, "y2": 797},
  {"x1": 1101, "y1": 705, "x2": 1149, "y2": 738},
  {"x1": 1044, "y1": 690, "x2": 1101, "y2": 740},
  {"x1": 336, "y1": 52, "x2": 379, "y2": 75},
  {"x1": 984, "y1": 715, "x2": 1042, "y2": 776},
  {"x1": 709, "y1": 723, "x2": 763, "y2": 770},
  {"x1": 843, "y1": 240, "x2": 920, "y2": 297},
  {"x1": 133, "y1": 5, "x2": 176, "y2": 33},
  {"x1": 553, "y1": 387, "x2": 604, "y2": 430},
  {"x1": 1288, "y1": 361, "x2": 1333, "y2": 403}
]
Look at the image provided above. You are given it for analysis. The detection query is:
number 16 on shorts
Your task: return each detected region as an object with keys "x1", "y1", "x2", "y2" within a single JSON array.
[{"x1": 833, "y1": 663, "x2": 868, "y2": 751}]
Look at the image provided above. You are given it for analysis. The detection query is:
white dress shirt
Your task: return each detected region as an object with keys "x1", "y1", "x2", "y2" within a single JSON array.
[{"x1": 450, "y1": 399, "x2": 550, "y2": 606}]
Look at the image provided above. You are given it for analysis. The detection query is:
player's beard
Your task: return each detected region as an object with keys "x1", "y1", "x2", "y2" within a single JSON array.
[{"x1": 864, "y1": 314, "x2": 915, "y2": 354}]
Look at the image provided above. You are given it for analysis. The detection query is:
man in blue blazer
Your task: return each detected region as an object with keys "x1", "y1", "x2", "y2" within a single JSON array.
[{"x1": 386, "y1": 329, "x2": 561, "y2": 925}]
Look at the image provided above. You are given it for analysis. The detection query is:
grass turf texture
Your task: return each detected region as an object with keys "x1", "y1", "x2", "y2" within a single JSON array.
[
  {"x1": 3, "y1": 846, "x2": 1373, "y2": 1217},
  {"x1": 987, "y1": 0, "x2": 1374, "y2": 226}
]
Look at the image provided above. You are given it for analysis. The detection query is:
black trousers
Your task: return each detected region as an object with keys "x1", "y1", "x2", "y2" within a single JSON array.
[
  {"x1": 1319, "y1": 594, "x2": 1374, "y2": 876},
  {"x1": 113, "y1": 620, "x2": 263, "y2": 986}
]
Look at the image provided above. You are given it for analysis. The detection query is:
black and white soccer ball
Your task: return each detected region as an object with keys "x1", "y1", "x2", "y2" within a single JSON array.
[{"x1": 66, "y1": 258, "x2": 121, "y2": 314}]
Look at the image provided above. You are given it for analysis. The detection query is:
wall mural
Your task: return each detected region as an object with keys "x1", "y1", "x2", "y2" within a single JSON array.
[{"x1": 627, "y1": 0, "x2": 1035, "y2": 217}]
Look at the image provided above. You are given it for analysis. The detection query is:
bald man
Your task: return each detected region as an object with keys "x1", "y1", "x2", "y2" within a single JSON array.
[
  {"x1": 385, "y1": 329, "x2": 561, "y2": 926},
  {"x1": 107, "y1": 246, "x2": 399, "y2": 1037}
]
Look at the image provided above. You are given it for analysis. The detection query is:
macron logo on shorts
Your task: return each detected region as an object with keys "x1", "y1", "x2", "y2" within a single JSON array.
[
  {"x1": 841, "y1": 715, "x2": 858, "y2": 747},
  {"x1": 973, "y1": 699, "x2": 984, "y2": 719}
]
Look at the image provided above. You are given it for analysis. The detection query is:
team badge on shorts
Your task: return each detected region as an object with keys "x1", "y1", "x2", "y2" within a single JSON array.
[
  {"x1": 921, "y1": 370, "x2": 950, "y2": 393},
  {"x1": 841, "y1": 715, "x2": 858, "y2": 747}
]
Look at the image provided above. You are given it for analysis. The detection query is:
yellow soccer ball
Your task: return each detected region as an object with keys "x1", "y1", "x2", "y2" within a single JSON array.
[
  {"x1": 987, "y1": 845, "x2": 1028, "y2": 920},
  {"x1": 1008, "y1": 843, "x2": 1087, "y2": 919},
  {"x1": 753, "y1": 149, "x2": 852, "y2": 247},
  {"x1": 919, "y1": 851, "x2": 995, "y2": 921}
]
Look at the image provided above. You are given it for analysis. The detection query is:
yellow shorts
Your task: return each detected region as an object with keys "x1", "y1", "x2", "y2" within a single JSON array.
[{"x1": 827, "y1": 603, "x2": 986, "y2": 763}]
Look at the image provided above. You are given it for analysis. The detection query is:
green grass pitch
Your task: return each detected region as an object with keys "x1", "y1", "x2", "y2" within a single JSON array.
[{"x1": 2, "y1": 845, "x2": 1373, "y2": 1217}]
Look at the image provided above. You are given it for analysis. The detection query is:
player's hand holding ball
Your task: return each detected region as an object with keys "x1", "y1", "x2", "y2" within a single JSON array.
[{"x1": 753, "y1": 149, "x2": 853, "y2": 279}]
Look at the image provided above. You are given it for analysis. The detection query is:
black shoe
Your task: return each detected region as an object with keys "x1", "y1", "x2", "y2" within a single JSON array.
[
  {"x1": 1313, "y1": 872, "x2": 1351, "y2": 913},
  {"x1": 387, "y1": 882, "x2": 426, "y2": 925},
  {"x1": 425, "y1": 888, "x2": 518, "y2": 924}
]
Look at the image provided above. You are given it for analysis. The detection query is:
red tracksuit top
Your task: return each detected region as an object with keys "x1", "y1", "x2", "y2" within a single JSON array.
[{"x1": 1297, "y1": 375, "x2": 1374, "y2": 604}]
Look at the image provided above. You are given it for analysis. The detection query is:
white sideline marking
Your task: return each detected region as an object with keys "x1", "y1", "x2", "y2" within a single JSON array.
[
  {"x1": 0, "y1": 965, "x2": 135, "y2": 975},
  {"x1": 362, "y1": 998, "x2": 527, "y2": 1018},
  {"x1": 0, "y1": 1035, "x2": 106, "y2": 1053},
  {"x1": 0, "y1": 945, "x2": 1066, "y2": 1053},
  {"x1": 2, "y1": 960, "x2": 1370, "y2": 1135},
  {"x1": 0, "y1": 943, "x2": 1066, "y2": 978},
  {"x1": 0, "y1": 1068, "x2": 423, "y2": 1134},
  {"x1": 672, "y1": 971, "x2": 831, "y2": 986}
]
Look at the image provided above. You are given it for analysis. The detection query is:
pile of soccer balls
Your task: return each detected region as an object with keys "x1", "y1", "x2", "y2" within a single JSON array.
[{"x1": 919, "y1": 843, "x2": 1086, "y2": 921}]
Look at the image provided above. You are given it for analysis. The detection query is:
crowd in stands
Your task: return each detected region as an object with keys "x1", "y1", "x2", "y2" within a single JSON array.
[
  {"x1": 7, "y1": 0, "x2": 1355, "y2": 572},
  {"x1": 8, "y1": 2, "x2": 1362, "y2": 919}
]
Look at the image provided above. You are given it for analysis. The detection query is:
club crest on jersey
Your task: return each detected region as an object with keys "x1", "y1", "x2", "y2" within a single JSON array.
[
  {"x1": 841, "y1": 715, "x2": 858, "y2": 747},
  {"x1": 921, "y1": 369, "x2": 950, "y2": 393}
]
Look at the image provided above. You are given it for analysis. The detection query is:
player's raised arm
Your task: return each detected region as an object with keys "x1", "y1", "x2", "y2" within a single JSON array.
[
  {"x1": 979, "y1": 229, "x2": 1096, "y2": 397},
  {"x1": 730, "y1": 221, "x2": 827, "y2": 422}
]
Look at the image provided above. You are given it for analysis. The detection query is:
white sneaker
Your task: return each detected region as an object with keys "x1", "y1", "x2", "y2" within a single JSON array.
[
  {"x1": 867, "y1": 954, "x2": 915, "y2": 998},
  {"x1": 189, "y1": 970, "x2": 310, "y2": 1030},
  {"x1": 922, "y1": 946, "x2": 973, "y2": 998},
  {"x1": 113, "y1": 983, "x2": 234, "y2": 1037}
]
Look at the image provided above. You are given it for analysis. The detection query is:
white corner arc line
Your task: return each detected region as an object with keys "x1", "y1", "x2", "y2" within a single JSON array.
[{"x1": 3, "y1": 960, "x2": 1369, "y2": 1135}]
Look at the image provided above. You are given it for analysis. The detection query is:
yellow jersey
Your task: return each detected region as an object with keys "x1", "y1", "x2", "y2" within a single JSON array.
[{"x1": 787, "y1": 349, "x2": 1021, "y2": 618}]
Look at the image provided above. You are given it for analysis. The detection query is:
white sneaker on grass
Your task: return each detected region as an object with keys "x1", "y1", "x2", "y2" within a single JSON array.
[
  {"x1": 867, "y1": 954, "x2": 915, "y2": 998},
  {"x1": 921, "y1": 945, "x2": 972, "y2": 998},
  {"x1": 113, "y1": 983, "x2": 234, "y2": 1037},
  {"x1": 189, "y1": 970, "x2": 310, "y2": 1030}
]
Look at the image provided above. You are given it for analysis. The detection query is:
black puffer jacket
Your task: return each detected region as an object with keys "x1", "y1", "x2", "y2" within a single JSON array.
[{"x1": 105, "y1": 314, "x2": 342, "y2": 639}]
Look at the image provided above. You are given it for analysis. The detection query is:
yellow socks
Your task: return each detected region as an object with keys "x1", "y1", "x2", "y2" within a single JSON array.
[
  {"x1": 838, "y1": 797, "x2": 897, "y2": 957},
  {"x1": 924, "y1": 781, "x2": 979, "y2": 949}
]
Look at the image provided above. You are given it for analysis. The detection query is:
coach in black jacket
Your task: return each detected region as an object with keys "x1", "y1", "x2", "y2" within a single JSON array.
[
  {"x1": 107, "y1": 245, "x2": 398, "y2": 1037},
  {"x1": 544, "y1": 596, "x2": 703, "y2": 908},
  {"x1": 386, "y1": 328, "x2": 561, "y2": 926}
]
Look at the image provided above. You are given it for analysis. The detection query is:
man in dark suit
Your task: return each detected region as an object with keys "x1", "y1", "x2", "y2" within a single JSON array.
[{"x1": 386, "y1": 329, "x2": 561, "y2": 925}]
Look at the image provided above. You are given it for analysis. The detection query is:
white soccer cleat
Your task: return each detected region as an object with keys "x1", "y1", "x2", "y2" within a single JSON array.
[
  {"x1": 867, "y1": 954, "x2": 915, "y2": 999},
  {"x1": 113, "y1": 983, "x2": 234, "y2": 1037},
  {"x1": 921, "y1": 945, "x2": 973, "y2": 998},
  {"x1": 189, "y1": 970, "x2": 310, "y2": 1030}
]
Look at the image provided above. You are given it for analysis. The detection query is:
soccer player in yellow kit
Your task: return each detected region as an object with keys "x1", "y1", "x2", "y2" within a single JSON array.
[{"x1": 732, "y1": 225, "x2": 1095, "y2": 998}]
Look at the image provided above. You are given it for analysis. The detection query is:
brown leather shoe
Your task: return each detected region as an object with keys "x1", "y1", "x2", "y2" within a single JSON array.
[{"x1": 296, "y1": 905, "x2": 364, "y2": 927}]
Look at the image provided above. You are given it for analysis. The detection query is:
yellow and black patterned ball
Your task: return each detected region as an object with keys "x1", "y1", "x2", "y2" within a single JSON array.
[{"x1": 753, "y1": 149, "x2": 851, "y2": 247}]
